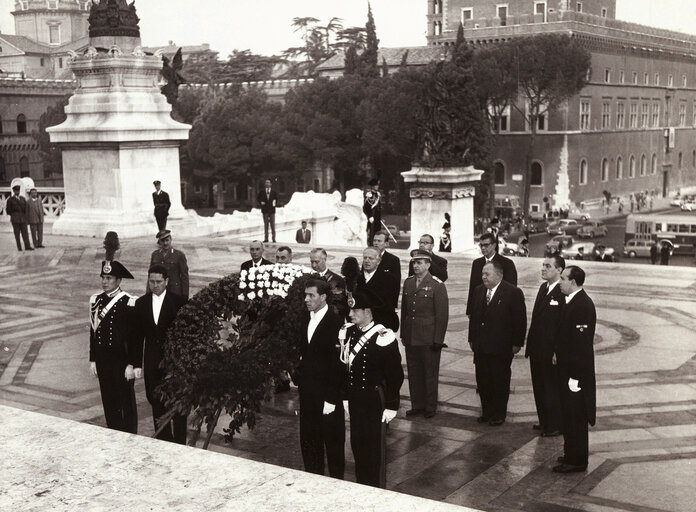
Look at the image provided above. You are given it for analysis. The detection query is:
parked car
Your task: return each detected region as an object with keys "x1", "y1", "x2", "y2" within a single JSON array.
[
  {"x1": 561, "y1": 242, "x2": 615, "y2": 261},
  {"x1": 545, "y1": 235, "x2": 575, "y2": 255},
  {"x1": 526, "y1": 215, "x2": 549, "y2": 234},
  {"x1": 546, "y1": 219, "x2": 581, "y2": 236},
  {"x1": 567, "y1": 210, "x2": 592, "y2": 222},
  {"x1": 623, "y1": 238, "x2": 673, "y2": 258},
  {"x1": 681, "y1": 200, "x2": 696, "y2": 212},
  {"x1": 576, "y1": 221, "x2": 608, "y2": 238}
]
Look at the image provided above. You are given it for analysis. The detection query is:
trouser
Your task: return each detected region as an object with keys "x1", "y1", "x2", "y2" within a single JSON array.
[
  {"x1": 12, "y1": 222, "x2": 31, "y2": 250},
  {"x1": 299, "y1": 390, "x2": 345, "y2": 479},
  {"x1": 529, "y1": 356, "x2": 562, "y2": 433},
  {"x1": 349, "y1": 388, "x2": 387, "y2": 488},
  {"x1": 405, "y1": 345, "x2": 441, "y2": 413},
  {"x1": 30, "y1": 222, "x2": 43, "y2": 247},
  {"x1": 155, "y1": 213, "x2": 168, "y2": 231},
  {"x1": 474, "y1": 352, "x2": 513, "y2": 421},
  {"x1": 263, "y1": 213, "x2": 276, "y2": 241},
  {"x1": 561, "y1": 387, "x2": 589, "y2": 467},
  {"x1": 96, "y1": 361, "x2": 137, "y2": 434},
  {"x1": 146, "y1": 375, "x2": 187, "y2": 444}
]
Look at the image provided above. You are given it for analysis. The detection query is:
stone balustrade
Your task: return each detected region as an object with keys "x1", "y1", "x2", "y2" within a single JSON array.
[{"x1": 0, "y1": 187, "x2": 65, "y2": 222}]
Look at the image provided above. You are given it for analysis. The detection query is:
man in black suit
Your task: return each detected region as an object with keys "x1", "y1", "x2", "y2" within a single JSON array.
[
  {"x1": 554, "y1": 265, "x2": 596, "y2": 473},
  {"x1": 6, "y1": 184, "x2": 32, "y2": 251},
  {"x1": 310, "y1": 248, "x2": 348, "y2": 318},
  {"x1": 526, "y1": 255, "x2": 565, "y2": 437},
  {"x1": 296, "y1": 279, "x2": 345, "y2": 478},
  {"x1": 240, "y1": 240, "x2": 272, "y2": 271},
  {"x1": 408, "y1": 234, "x2": 448, "y2": 282},
  {"x1": 356, "y1": 247, "x2": 400, "y2": 332},
  {"x1": 296, "y1": 220, "x2": 312, "y2": 244},
  {"x1": 372, "y1": 231, "x2": 401, "y2": 289},
  {"x1": 257, "y1": 179, "x2": 278, "y2": 243},
  {"x1": 466, "y1": 232, "x2": 517, "y2": 316},
  {"x1": 132, "y1": 265, "x2": 188, "y2": 444},
  {"x1": 152, "y1": 180, "x2": 171, "y2": 231},
  {"x1": 468, "y1": 259, "x2": 526, "y2": 425}
]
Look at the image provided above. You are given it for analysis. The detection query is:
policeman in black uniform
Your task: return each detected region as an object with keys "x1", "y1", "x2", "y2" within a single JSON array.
[
  {"x1": 89, "y1": 260, "x2": 139, "y2": 433},
  {"x1": 340, "y1": 288, "x2": 404, "y2": 488}
]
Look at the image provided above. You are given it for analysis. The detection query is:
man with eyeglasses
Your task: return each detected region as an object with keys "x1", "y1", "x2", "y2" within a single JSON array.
[
  {"x1": 465, "y1": 232, "x2": 517, "y2": 317},
  {"x1": 407, "y1": 234, "x2": 448, "y2": 282}
]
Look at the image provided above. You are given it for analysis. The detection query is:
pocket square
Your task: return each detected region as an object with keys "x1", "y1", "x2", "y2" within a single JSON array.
[{"x1": 549, "y1": 299, "x2": 559, "y2": 306}]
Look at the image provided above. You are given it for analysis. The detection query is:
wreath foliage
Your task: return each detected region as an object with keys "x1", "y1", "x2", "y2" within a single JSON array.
[{"x1": 160, "y1": 264, "x2": 339, "y2": 441}]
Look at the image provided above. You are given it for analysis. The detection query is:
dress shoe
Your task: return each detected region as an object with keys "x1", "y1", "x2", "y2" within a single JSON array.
[
  {"x1": 533, "y1": 424, "x2": 543, "y2": 431},
  {"x1": 27, "y1": 247, "x2": 34, "y2": 251},
  {"x1": 476, "y1": 416, "x2": 490, "y2": 423},
  {"x1": 405, "y1": 409, "x2": 424, "y2": 417},
  {"x1": 552, "y1": 463, "x2": 587, "y2": 473},
  {"x1": 423, "y1": 411, "x2": 436, "y2": 419},
  {"x1": 37, "y1": 245, "x2": 45, "y2": 248},
  {"x1": 542, "y1": 430, "x2": 562, "y2": 437},
  {"x1": 488, "y1": 419, "x2": 505, "y2": 426}
]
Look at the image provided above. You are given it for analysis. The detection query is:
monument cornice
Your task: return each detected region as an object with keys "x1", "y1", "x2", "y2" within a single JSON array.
[{"x1": 409, "y1": 186, "x2": 476, "y2": 200}]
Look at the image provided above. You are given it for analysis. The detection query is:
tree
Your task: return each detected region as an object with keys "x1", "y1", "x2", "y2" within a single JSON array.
[
  {"x1": 182, "y1": 50, "x2": 284, "y2": 85},
  {"x1": 283, "y1": 16, "x2": 343, "y2": 77},
  {"x1": 33, "y1": 95, "x2": 70, "y2": 178},
  {"x1": 359, "y1": 3, "x2": 380, "y2": 78}
]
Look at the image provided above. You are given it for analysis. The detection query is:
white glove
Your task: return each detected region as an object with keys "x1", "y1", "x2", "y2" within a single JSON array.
[
  {"x1": 124, "y1": 365, "x2": 135, "y2": 381},
  {"x1": 90, "y1": 361, "x2": 98, "y2": 377},
  {"x1": 134, "y1": 368, "x2": 142, "y2": 379},
  {"x1": 381, "y1": 409, "x2": 397, "y2": 424},
  {"x1": 343, "y1": 400, "x2": 350, "y2": 420},
  {"x1": 369, "y1": 217, "x2": 374, "y2": 223},
  {"x1": 322, "y1": 401, "x2": 336, "y2": 415},
  {"x1": 568, "y1": 378, "x2": 581, "y2": 392}
]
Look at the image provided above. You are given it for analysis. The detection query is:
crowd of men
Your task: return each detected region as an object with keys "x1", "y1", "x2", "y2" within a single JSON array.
[{"x1": 88, "y1": 223, "x2": 597, "y2": 488}]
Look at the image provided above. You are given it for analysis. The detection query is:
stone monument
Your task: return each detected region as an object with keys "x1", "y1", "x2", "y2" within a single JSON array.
[
  {"x1": 48, "y1": 0, "x2": 191, "y2": 238},
  {"x1": 401, "y1": 165, "x2": 484, "y2": 253}
]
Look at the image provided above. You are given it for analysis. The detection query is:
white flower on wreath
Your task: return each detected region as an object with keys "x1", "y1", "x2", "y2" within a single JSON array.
[
  {"x1": 237, "y1": 294, "x2": 244, "y2": 300},
  {"x1": 247, "y1": 291, "x2": 256, "y2": 300},
  {"x1": 239, "y1": 282, "x2": 246, "y2": 290},
  {"x1": 240, "y1": 269, "x2": 247, "y2": 278},
  {"x1": 249, "y1": 282, "x2": 255, "y2": 289},
  {"x1": 257, "y1": 289, "x2": 264, "y2": 298}
]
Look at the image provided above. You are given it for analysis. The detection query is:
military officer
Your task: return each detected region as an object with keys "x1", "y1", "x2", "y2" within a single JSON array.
[
  {"x1": 152, "y1": 180, "x2": 171, "y2": 231},
  {"x1": 149, "y1": 229, "x2": 189, "y2": 299},
  {"x1": 89, "y1": 260, "x2": 139, "y2": 433},
  {"x1": 401, "y1": 249, "x2": 449, "y2": 419},
  {"x1": 340, "y1": 288, "x2": 404, "y2": 488}
]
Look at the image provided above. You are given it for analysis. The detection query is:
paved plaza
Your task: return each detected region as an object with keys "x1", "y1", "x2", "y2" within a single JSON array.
[{"x1": 1, "y1": 231, "x2": 695, "y2": 512}]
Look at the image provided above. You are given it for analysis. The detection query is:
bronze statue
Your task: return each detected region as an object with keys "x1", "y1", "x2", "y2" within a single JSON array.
[{"x1": 88, "y1": 0, "x2": 140, "y2": 38}]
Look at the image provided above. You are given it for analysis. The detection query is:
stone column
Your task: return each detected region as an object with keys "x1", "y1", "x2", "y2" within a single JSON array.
[{"x1": 401, "y1": 165, "x2": 484, "y2": 253}]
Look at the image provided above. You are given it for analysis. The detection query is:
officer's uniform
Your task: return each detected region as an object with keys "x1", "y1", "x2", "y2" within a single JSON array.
[
  {"x1": 149, "y1": 230, "x2": 189, "y2": 299},
  {"x1": 89, "y1": 261, "x2": 138, "y2": 433},
  {"x1": 401, "y1": 252, "x2": 449, "y2": 417},
  {"x1": 342, "y1": 289, "x2": 404, "y2": 488}
]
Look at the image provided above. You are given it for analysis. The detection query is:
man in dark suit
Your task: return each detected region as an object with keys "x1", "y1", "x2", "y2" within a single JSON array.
[
  {"x1": 152, "y1": 180, "x2": 171, "y2": 231},
  {"x1": 149, "y1": 230, "x2": 189, "y2": 299},
  {"x1": 257, "y1": 179, "x2": 278, "y2": 243},
  {"x1": 240, "y1": 240, "x2": 272, "y2": 271},
  {"x1": 309, "y1": 248, "x2": 346, "y2": 290},
  {"x1": 356, "y1": 247, "x2": 400, "y2": 332},
  {"x1": 296, "y1": 220, "x2": 312, "y2": 244},
  {"x1": 554, "y1": 265, "x2": 596, "y2": 473},
  {"x1": 296, "y1": 279, "x2": 345, "y2": 478},
  {"x1": 408, "y1": 234, "x2": 448, "y2": 282},
  {"x1": 132, "y1": 264, "x2": 188, "y2": 444},
  {"x1": 372, "y1": 231, "x2": 401, "y2": 290},
  {"x1": 401, "y1": 250, "x2": 449, "y2": 419},
  {"x1": 468, "y1": 259, "x2": 526, "y2": 425},
  {"x1": 526, "y1": 255, "x2": 566, "y2": 437},
  {"x1": 466, "y1": 232, "x2": 517, "y2": 316},
  {"x1": 6, "y1": 184, "x2": 32, "y2": 251}
]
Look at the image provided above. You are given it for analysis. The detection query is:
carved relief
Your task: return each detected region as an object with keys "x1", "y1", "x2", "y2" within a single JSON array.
[{"x1": 409, "y1": 186, "x2": 476, "y2": 200}]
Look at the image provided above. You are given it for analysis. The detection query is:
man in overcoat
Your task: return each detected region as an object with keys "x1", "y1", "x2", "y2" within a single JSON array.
[{"x1": 6, "y1": 184, "x2": 32, "y2": 251}]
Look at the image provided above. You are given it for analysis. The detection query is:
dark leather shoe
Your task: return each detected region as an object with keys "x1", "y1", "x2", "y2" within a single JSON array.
[
  {"x1": 27, "y1": 247, "x2": 34, "y2": 251},
  {"x1": 489, "y1": 419, "x2": 505, "y2": 426},
  {"x1": 542, "y1": 430, "x2": 562, "y2": 437},
  {"x1": 553, "y1": 463, "x2": 587, "y2": 473},
  {"x1": 405, "y1": 409, "x2": 424, "y2": 417},
  {"x1": 533, "y1": 424, "x2": 543, "y2": 430},
  {"x1": 423, "y1": 411, "x2": 436, "y2": 419},
  {"x1": 476, "y1": 416, "x2": 489, "y2": 423}
]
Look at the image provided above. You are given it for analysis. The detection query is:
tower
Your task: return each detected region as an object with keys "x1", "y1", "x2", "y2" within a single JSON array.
[{"x1": 12, "y1": 0, "x2": 91, "y2": 46}]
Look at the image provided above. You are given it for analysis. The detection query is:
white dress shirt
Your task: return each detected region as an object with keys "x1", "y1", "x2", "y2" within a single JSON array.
[
  {"x1": 307, "y1": 304, "x2": 328, "y2": 342},
  {"x1": 547, "y1": 280, "x2": 559, "y2": 294},
  {"x1": 152, "y1": 290, "x2": 167, "y2": 325},
  {"x1": 565, "y1": 288, "x2": 581, "y2": 304},
  {"x1": 363, "y1": 269, "x2": 376, "y2": 283},
  {"x1": 487, "y1": 281, "x2": 501, "y2": 302}
]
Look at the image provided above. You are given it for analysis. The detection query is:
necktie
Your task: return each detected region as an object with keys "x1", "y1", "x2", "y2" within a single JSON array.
[{"x1": 486, "y1": 289, "x2": 492, "y2": 305}]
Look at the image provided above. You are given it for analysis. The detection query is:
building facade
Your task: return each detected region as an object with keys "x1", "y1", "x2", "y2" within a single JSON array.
[{"x1": 426, "y1": 0, "x2": 696, "y2": 212}]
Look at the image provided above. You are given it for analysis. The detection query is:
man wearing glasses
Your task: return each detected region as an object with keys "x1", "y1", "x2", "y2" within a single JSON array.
[
  {"x1": 466, "y1": 232, "x2": 517, "y2": 317},
  {"x1": 407, "y1": 234, "x2": 448, "y2": 282}
]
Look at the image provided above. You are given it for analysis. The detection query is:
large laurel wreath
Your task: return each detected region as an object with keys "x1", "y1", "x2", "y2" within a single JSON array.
[{"x1": 159, "y1": 264, "x2": 326, "y2": 445}]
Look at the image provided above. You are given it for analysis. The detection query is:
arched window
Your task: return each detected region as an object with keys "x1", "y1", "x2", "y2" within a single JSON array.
[
  {"x1": 616, "y1": 156, "x2": 623, "y2": 180},
  {"x1": 640, "y1": 154, "x2": 646, "y2": 176},
  {"x1": 579, "y1": 159, "x2": 588, "y2": 185},
  {"x1": 629, "y1": 155, "x2": 635, "y2": 178},
  {"x1": 531, "y1": 161, "x2": 543, "y2": 185},
  {"x1": 16, "y1": 114, "x2": 26, "y2": 134},
  {"x1": 494, "y1": 161, "x2": 505, "y2": 185},
  {"x1": 651, "y1": 154, "x2": 657, "y2": 174},
  {"x1": 19, "y1": 156, "x2": 29, "y2": 177},
  {"x1": 601, "y1": 158, "x2": 609, "y2": 181}
]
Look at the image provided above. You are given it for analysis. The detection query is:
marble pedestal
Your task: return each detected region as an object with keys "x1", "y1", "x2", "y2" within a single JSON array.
[{"x1": 402, "y1": 165, "x2": 484, "y2": 252}]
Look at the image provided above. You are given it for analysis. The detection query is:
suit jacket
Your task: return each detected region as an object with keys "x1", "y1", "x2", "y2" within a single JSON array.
[
  {"x1": 295, "y1": 228, "x2": 311, "y2": 244},
  {"x1": 152, "y1": 191, "x2": 171, "y2": 216},
  {"x1": 131, "y1": 291, "x2": 187, "y2": 373},
  {"x1": 27, "y1": 197, "x2": 44, "y2": 224},
  {"x1": 6, "y1": 195, "x2": 28, "y2": 224},
  {"x1": 468, "y1": 280, "x2": 526, "y2": 356},
  {"x1": 401, "y1": 272, "x2": 448, "y2": 346},
  {"x1": 408, "y1": 252, "x2": 448, "y2": 282},
  {"x1": 466, "y1": 253, "x2": 518, "y2": 315},
  {"x1": 295, "y1": 308, "x2": 344, "y2": 405},
  {"x1": 556, "y1": 289, "x2": 597, "y2": 425},
  {"x1": 257, "y1": 189, "x2": 278, "y2": 214},
  {"x1": 240, "y1": 257, "x2": 272, "y2": 271},
  {"x1": 150, "y1": 248, "x2": 189, "y2": 299},
  {"x1": 525, "y1": 282, "x2": 565, "y2": 359},
  {"x1": 377, "y1": 250, "x2": 401, "y2": 301},
  {"x1": 357, "y1": 270, "x2": 400, "y2": 331}
]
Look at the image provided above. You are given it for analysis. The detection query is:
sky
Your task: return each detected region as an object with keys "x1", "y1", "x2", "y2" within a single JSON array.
[{"x1": 0, "y1": 0, "x2": 695, "y2": 58}]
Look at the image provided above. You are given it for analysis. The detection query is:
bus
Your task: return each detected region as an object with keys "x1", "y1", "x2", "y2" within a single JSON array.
[
  {"x1": 493, "y1": 195, "x2": 523, "y2": 220},
  {"x1": 625, "y1": 213, "x2": 696, "y2": 254}
]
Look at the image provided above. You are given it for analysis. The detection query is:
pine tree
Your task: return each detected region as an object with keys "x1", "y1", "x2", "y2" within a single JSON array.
[
  {"x1": 344, "y1": 45, "x2": 359, "y2": 75},
  {"x1": 359, "y1": 3, "x2": 380, "y2": 78}
]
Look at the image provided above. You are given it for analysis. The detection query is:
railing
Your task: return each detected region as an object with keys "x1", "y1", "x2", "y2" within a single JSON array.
[{"x1": 0, "y1": 187, "x2": 65, "y2": 219}]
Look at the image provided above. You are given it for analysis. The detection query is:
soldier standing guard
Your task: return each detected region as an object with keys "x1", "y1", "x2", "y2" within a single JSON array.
[
  {"x1": 152, "y1": 180, "x2": 171, "y2": 231},
  {"x1": 363, "y1": 178, "x2": 382, "y2": 246},
  {"x1": 89, "y1": 260, "x2": 140, "y2": 433},
  {"x1": 339, "y1": 288, "x2": 404, "y2": 488}
]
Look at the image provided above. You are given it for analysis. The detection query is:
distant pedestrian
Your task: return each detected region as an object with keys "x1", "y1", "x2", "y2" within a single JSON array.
[
  {"x1": 152, "y1": 180, "x2": 171, "y2": 231},
  {"x1": 6, "y1": 184, "x2": 32, "y2": 251},
  {"x1": 660, "y1": 242, "x2": 671, "y2": 266},
  {"x1": 27, "y1": 188, "x2": 45, "y2": 248},
  {"x1": 149, "y1": 230, "x2": 189, "y2": 299},
  {"x1": 649, "y1": 242, "x2": 658, "y2": 265},
  {"x1": 363, "y1": 178, "x2": 381, "y2": 245},
  {"x1": 257, "y1": 179, "x2": 277, "y2": 243},
  {"x1": 296, "y1": 220, "x2": 311, "y2": 244}
]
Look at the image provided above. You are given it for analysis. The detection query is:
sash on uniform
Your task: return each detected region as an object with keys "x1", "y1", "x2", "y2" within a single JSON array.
[
  {"x1": 90, "y1": 291, "x2": 126, "y2": 331},
  {"x1": 348, "y1": 323, "x2": 383, "y2": 368}
]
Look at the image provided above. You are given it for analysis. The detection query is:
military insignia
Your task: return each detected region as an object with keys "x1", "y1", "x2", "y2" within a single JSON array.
[{"x1": 103, "y1": 262, "x2": 112, "y2": 274}]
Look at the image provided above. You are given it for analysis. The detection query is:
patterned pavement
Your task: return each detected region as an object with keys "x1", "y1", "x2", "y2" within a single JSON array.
[{"x1": 1, "y1": 230, "x2": 695, "y2": 512}]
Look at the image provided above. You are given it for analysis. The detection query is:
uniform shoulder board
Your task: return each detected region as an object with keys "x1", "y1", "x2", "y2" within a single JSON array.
[
  {"x1": 432, "y1": 276, "x2": 443, "y2": 284},
  {"x1": 376, "y1": 328, "x2": 396, "y2": 346},
  {"x1": 89, "y1": 293, "x2": 100, "y2": 304}
]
